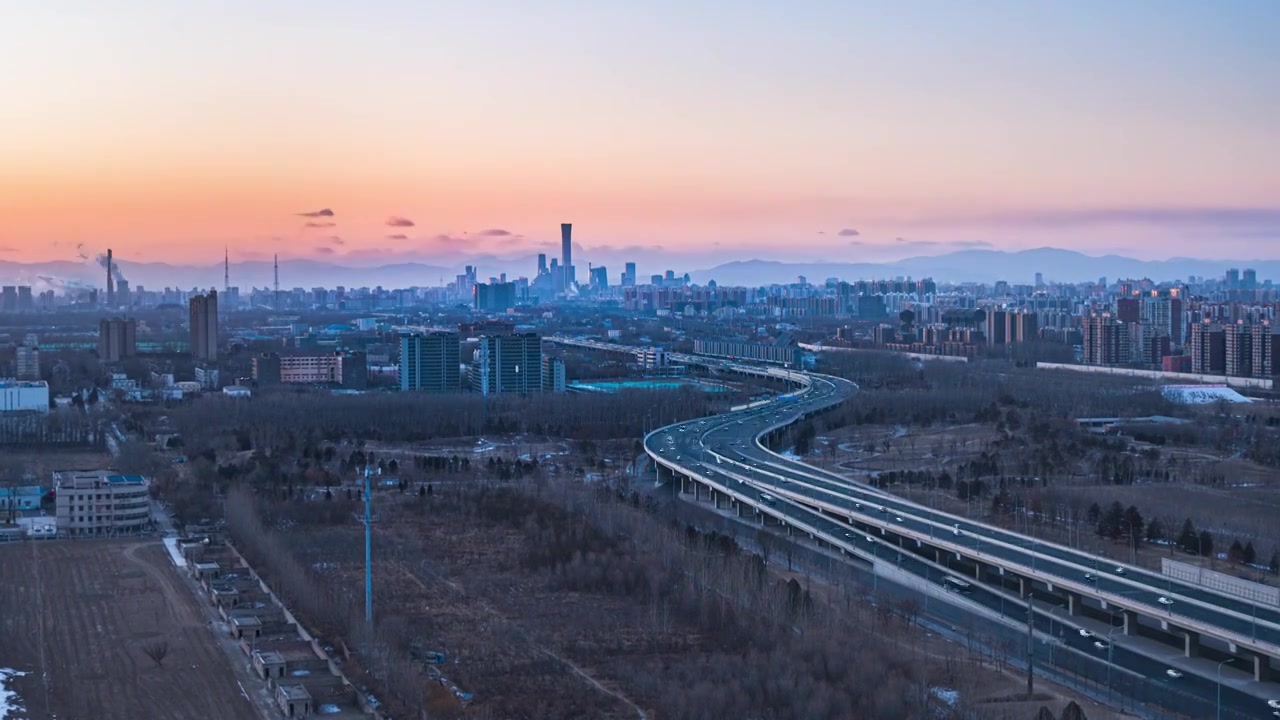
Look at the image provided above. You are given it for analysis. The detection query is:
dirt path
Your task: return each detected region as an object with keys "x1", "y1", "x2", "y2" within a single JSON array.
[
  {"x1": 123, "y1": 541, "x2": 201, "y2": 626},
  {"x1": 541, "y1": 649, "x2": 648, "y2": 720}
]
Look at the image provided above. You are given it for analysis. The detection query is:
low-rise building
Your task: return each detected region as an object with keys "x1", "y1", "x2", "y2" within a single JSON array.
[
  {"x1": 0, "y1": 379, "x2": 49, "y2": 413},
  {"x1": 54, "y1": 470, "x2": 150, "y2": 537}
]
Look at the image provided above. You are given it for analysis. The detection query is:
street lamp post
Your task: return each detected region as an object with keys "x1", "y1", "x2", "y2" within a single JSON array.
[{"x1": 1216, "y1": 658, "x2": 1234, "y2": 720}]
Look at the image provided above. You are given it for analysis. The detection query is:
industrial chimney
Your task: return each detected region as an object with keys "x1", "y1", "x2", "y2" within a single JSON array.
[{"x1": 106, "y1": 249, "x2": 115, "y2": 307}]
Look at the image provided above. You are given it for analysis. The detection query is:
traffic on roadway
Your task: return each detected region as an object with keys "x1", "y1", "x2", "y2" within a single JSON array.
[{"x1": 643, "y1": 358, "x2": 1280, "y2": 717}]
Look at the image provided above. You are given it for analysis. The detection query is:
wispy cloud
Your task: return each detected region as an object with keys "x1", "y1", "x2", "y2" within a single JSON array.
[
  {"x1": 386, "y1": 216, "x2": 415, "y2": 227},
  {"x1": 477, "y1": 228, "x2": 513, "y2": 237},
  {"x1": 297, "y1": 208, "x2": 335, "y2": 218},
  {"x1": 386, "y1": 233, "x2": 409, "y2": 240},
  {"x1": 327, "y1": 236, "x2": 345, "y2": 246},
  {"x1": 304, "y1": 221, "x2": 337, "y2": 228},
  {"x1": 837, "y1": 228, "x2": 860, "y2": 237},
  {"x1": 314, "y1": 246, "x2": 335, "y2": 255}
]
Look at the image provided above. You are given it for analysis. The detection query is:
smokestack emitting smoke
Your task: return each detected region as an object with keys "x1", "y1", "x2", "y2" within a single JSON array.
[{"x1": 106, "y1": 249, "x2": 114, "y2": 305}]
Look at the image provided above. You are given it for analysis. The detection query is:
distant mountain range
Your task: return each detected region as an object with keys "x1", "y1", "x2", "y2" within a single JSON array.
[
  {"x1": 689, "y1": 248, "x2": 1280, "y2": 286},
  {"x1": 2, "y1": 247, "x2": 1275, "y2": 291}
]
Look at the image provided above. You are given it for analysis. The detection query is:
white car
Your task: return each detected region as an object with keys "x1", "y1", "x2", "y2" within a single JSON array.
[
  {"x1": 895, "y1": 516, "x2": 905, "y2": 523},
  {"x1": 1084, "y1": 573, "x2": 1097, "y2": 582},
  {"x1": 1166, "y1": 669, "x2": 1183, "y2": 679},
  {"x1": 865, "y1": 535, "x2": 874, "y2": 542},
  {"x1": 1114, "y1": 567, "x2": 1125, "y2": 575},
  {"x1": 952, "y1": 524, "x2": 962, "y2": 536},
  {"x1": 1079, "y1": 629, "x2": 1093, "y2": 638},
  {"x1": 1157, "y1": 596, "x2": 1174, "y2": 606},
  {"x1": 1269, "y1": 699, "x2": 1280, "y2": 709},
  {"x1": 1093, "y1": 641, "x2": 1108, "y2": 650}
]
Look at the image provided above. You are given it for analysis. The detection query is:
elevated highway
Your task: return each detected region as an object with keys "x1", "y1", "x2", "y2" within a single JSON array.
[{"x1": 610, "y1": 345, "x2": 1280, "y2": 717}]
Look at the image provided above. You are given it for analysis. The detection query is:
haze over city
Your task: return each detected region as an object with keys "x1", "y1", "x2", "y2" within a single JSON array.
[{"x1": 3, "y1": 0, "x2": 1279, "y2": 274}]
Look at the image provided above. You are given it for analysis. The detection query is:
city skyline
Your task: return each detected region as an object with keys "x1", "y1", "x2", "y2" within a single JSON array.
[{"x1": 3, "y1": 1, "x2": 1279, "y2": 265}]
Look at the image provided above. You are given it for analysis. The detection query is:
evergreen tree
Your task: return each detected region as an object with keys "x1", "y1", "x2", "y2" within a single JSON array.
[
  {"x1": 1198, "y1": 530, "x2": 1214, "y2": 558},
  {"x1": 1123, "y1": 505, "x2": 1145, "y2": 546},
  {"x1": 1177, "y1": 518, "x2": 1198, "y2": 554},
  {"x1": 1229, "y1": 539, "x2": 1245, "y2": 564},
  {"x1": 1243, "y1": 540, "x2": 1257, "y2": 566},
  {"x1": 1145, "y1": 517, "x2": 1165, "y2": 543}
]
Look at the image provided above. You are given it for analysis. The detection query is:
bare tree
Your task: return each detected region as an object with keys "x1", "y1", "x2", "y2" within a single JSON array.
[{"x1": 142, "y1": 640, "x2": 170, "y2": 667}]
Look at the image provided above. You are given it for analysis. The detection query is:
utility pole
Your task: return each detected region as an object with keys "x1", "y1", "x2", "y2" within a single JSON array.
[
  {"x1": 1026, "y1": 593, "x2": 1035, "y2": 698},
  {"x1": 363, "y1": 464, "x2": 373, "y2": 625}
]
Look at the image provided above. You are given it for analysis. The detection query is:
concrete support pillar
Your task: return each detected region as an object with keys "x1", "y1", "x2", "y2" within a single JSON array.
[
  {"x1": 1121, "y1": 610, "x2": 1135, "y2": 636},
  {"x1": 1245, "y1": 652, "x2": 1271, "y2": 682},
  {"x1": 693, "y1": 480, "x2": 701, "y2": 502},
  {"x1": 1018, "y1": 576, "x2": 1029, "y2": 598},
  {"x1": 1181, "y1": 630, "x2": 1200, "y2": 658},
  {"x1": 974, "y1": 561, "x2": 982, "y2": 581},
  {"x1": 1067, "y1": 592, "x2": 1082, "y2": 616}
]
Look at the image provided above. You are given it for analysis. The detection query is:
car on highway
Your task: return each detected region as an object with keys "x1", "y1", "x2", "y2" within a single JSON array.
[
  {"x1": 1084, "y1": 573, "x2": 1097, "y2": 582},
  {"x1": 952, "y1": 524, "x2": 962, "y2": 536},
  {"x1": 1165, "y1": 669, "x2": 1183, "y2": 679},
  {"x1": 1114, "y1": 567, "x2": 1125, "y2": 575},
  {"x1": 864, "y1": 535, "x2": 874, "y2": 542},
  {"x1": 1079, "y1": 629, "x2": 1093, "y2": 638},
  {"x1": 1268, "y1": 699, "x2": 1280, "y2": 709},
  {"x1": 878, "y1": 506, "x2": 888, "y2": 514},
  {"x1": 1093, "y1": 641, "x2": 1108, "y2": 650},
  {"x1": 895, "y1": 516, "x2": 905, "y2": 523},
  {"x1": 1157, "y1": 596, "x2": 1174, "y2": 606},
  {"x1": 854, "y1": 502, "x2": 862, "y2": 509}
]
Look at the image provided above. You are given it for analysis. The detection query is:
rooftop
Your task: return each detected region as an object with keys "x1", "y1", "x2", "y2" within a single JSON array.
[
  {"x1": 277, "y1": 684, "x2": 312, "y2": 701},
  {"x1": 0, "y1": 379, "x2": 49, "y2": 389},
  {"x1": 54, "y1": 469, "x2": 150, "y2": 490}
]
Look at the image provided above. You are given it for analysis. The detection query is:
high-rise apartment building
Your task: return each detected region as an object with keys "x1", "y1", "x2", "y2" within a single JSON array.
[
  {"x1": 97, "y1": 318, "x2": 138, "y2": 362},
  {"x1": 1188, "y1": 321, "x2": 1226, "y2": 375},
  {"x1": 400, "y1": 332, "x2": 461, "y2": 393},
  {"x1": 1081, "y1": 312, "x2": 1129, "y2": 365},
  {"x1": 622, "y1": 262, "x2": 637, "y2": 287},
  {"x1": 16, "y1": 286, "x2": 32, "y2": 311},
  {"x1": 1243, "y1": 268, "x2": 1258, "y2": 290},
  {"x1": 15, "y1": 344, "x2": 40, "y2": 381},
  {"x1": 541, "y1": 355, "x2": 566, "y2": 392},
  {"x1": 472, "y1": 333, "x2": 542, "y2": 395},
  {"x1": 1223, "y1": 321, "x2": 1272, "y2": 378},
  {"x1": 189, "y1": 290, "x2": 219, "y2": 361},
  {"x1": 985, "y1": 309, "x2": 1007, "y2": 345},
  {"x1": 0, "y1": 286, "x2": 16, "y2": 313}
]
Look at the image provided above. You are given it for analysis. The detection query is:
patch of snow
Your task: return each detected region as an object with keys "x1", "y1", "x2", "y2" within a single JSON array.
[
  {"x1": 1, "y1": 668, "x2": 28, "y2": 720},
  {"x1": 318, "y1": 703, "x2": 341, "y2": 714},
  {"x1": 1162, "y1": 384, "x2": 1252, "y2": 404},
  {"x1": 290, "y1": 669, "x2": 311, "y2": 676},
  {"x1": 929, "y1": 686, "x2": 959, "y2": 707},
  {"x1": 162, "y1": 537, "x2": 188, "y2": 568}
]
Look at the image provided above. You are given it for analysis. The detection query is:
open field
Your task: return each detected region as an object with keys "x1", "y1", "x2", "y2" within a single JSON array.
[
  {"x1": 0, "y1": 539, "x2": 256, "y2": 720},
  {"x1": 229, "y1": 477, "x2": 1134, "y2": 719}
]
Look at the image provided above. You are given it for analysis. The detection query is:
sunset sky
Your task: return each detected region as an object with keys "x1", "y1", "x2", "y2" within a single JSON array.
[{"x1": 2, "y1": 0, "x2": 1278, "y2": 267}]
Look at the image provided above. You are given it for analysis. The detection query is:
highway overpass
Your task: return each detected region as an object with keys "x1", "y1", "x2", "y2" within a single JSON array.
[{"x1": 607, "y1": 344, "x2": 1280, "y2": 718}]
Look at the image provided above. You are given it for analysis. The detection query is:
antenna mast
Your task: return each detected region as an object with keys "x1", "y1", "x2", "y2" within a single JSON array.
[{"x1": 273, "y1": 254, "x2": 280, "y2": 310}]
